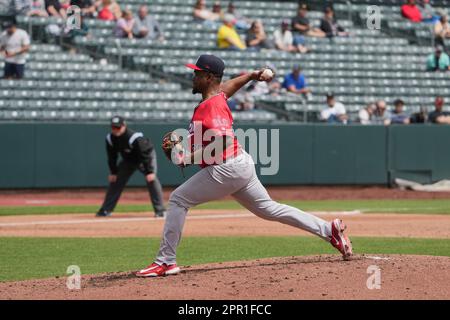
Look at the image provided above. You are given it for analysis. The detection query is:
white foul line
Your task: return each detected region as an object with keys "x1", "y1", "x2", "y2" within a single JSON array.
[
  {"x1": 0, "y1": 211, "x2": 361, "y2": 228},
  {"x1": 0, "y1": 213, "x2": 254, "y2": 227}
]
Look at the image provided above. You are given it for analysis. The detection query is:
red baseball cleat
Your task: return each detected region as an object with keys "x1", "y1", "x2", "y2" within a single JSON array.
[
  {"x1": 135, "y1": 262, "x2": 181, "y2": 277},
  {"x1": 330, "y1": 219, "x2": 353, "y2": 260}
]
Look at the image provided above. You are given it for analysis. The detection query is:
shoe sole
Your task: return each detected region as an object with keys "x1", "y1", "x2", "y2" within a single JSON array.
[
  {"x1": 333, "y1": 219, "x2": 353, "y2": 260},
  {"x1": 165, "y1": 267, "x2": 181, "y2": 275},
  {"x1": 135, "y1": 272, "x2": 161, "y2": 277},
  {"x1": 135, "y1": 267, "x2": 181, "y2": 277}
]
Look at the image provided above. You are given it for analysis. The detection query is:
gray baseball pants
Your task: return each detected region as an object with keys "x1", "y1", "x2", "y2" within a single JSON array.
[{"x1": 155, "y1": 151, "x2": 332, "y2": 265}]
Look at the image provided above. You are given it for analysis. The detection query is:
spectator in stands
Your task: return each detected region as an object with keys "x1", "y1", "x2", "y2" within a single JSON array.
[
  {"x1": 0, "y1": 20, "x2": 30, "y2": 80},
  {"x1": 26, "y1": 0, "x2": 48, "y2": 16},
  {"x1": 434, "y1": 14, "x2": 450, "y2": 48},
  {"x1": 428, "y1": 96, "x2": 450, "y2": 124},
  {"x1": 358, "y1": 103, "x2": 376, "y2": 124},
  {"x1": 13, "y1": 0, "x2": 32, "y2": 15},
  {"x1": 193, "y1": 0, "x2": 220, "y2": 28},
  {"x1": 217, "y1": 13, "x2": 246, "y2": 50},
  {"x1": 320, "y1": 92, "x2": 348, "y2": 124},
  {"x1": 292, "y1": 3, "x2": 325, "y2": 40},
  {"x1": 372, "y1": 100, "x2": 391, "y2": 125},
  {"x1": 70, "y1": 0, "x2": 96, "y2": 17},
  {"x1": 61, "y1": 0, "x2": 71, "y2": 10},
  {"x1": 274, "y1": 19, "x2": 309, "y2": 53},
  {"x1": 320, "y1": 6, "x2": 349, "y2": 38},
  {"x1": 95, "y1": 0, "x2": 121, "y2": 21},
  {"x1": 132, "y1": 5, "x2": 164, "y2": 41},
  {"x1": 246, "y1": 20, "x2": 274, "y2": 51},
  {"x1": 426, "y1": 45, "x2": 450, "y2": 71},
  {"x1": 227, "y1": 2, "x2": 250, "y2": 30},
  {"x1": 409, "y1": 106, "x2": 427, "y2": 123},
  {"x1": 401, "y1": 0, "x2": 422, "y2": 23},
  {"x1": 23, "y1": 0, "x2": 46, "y2": 16},
  {"x1": 418, "y1": 0, "x2": 439, "y2": 24},
  {"x1": 212, "y1": 1, "x2": 224, "y2": 20},
  {"x1": 114, "y1": 9, "x2": 134, "y2": 39},
  {"x1": 249, "y1": 79, "x2": 281, "y2": 97},
  {"x1": 45, "y1": 0, "x2": 67, "y2": 18},
  {"x1": 282, "y1": 65, "x2": 311, "y2": 97},
  {"x1": 390, "y1": 99, "x2": 410, "y2": 124}
]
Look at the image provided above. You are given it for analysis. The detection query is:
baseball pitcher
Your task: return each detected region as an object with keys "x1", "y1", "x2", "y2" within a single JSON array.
[{"x1": 136, "y1": 55, "x2": 352, "y2": 277}]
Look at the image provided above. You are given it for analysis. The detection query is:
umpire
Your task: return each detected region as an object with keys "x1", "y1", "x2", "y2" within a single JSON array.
[{"x1": 96, "y1": 116, "x2": 166, "y2": 217}]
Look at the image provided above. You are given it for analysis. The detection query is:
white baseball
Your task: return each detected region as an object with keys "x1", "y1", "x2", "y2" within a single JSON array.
[{"x1": 261, "y1": 68, "x2": 274, "y2": 81}]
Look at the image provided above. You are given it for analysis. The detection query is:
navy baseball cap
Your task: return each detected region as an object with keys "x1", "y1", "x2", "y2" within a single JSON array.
[
  {"x1": 2, "y1": 20, "x2": 15, "y2": 29},
  {"x1": 186, "y1": 54, "x2": 225, "y2": 77},
  {"x1": 111, "y1": 115, "x2": 125, "y2": 127}
]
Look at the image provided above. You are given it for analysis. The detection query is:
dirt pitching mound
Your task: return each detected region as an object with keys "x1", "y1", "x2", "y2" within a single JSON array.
[{"x1": 1, "y1": 254, "x2": 449, "y2": 300}]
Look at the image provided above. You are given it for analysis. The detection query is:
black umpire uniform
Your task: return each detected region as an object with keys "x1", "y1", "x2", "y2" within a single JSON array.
[{"x1": 97, "y1": 116, "x2": 166, "y2": 217}]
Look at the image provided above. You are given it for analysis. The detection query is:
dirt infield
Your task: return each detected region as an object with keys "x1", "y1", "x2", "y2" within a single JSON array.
[
  {"x1": 1, "y1": 255, "x2": 449, "y2": 300},
  {"x1": 0, "y1": 210, "x2": 449, "y2": 238},
  {"x1": 1, "y1": 186, "x2": 449, "y2": 300},
  {"x1": 0, "y1": 185, "x2": 449, "y2": 206}
]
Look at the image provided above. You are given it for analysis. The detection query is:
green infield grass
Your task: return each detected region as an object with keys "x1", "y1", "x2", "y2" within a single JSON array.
[{"x1": 1, "y1": 236, "x2": 449, "y2": 282}]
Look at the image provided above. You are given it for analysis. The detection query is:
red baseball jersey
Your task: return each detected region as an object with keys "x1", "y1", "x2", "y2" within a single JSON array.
[{"x1": 188, "y1": 92, "x2": 240, "y2": 167}]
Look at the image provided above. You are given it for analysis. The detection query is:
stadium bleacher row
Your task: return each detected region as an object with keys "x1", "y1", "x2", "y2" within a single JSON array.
[
  {"x1": 332, "y1": 3, "x2": 436, "y2": 46},
  {"x1": 0, "y1": 41, "x2": 276, "y2": 122},
  {"x1": 2, "y1": 0, "x2": 450, "y2": 123}
]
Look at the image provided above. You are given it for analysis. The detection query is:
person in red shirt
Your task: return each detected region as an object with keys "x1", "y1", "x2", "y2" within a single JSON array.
[
  {"x1": 136, "y1": 54, "x2": 353, "y2": 277},
  {"x1": 401, "y1": 0, "x2": 422, "y2": 22}
]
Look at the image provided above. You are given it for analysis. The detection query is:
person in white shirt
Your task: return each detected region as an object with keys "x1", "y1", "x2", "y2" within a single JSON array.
[
  {"x1": 320, "y1": 92, "x2": 348, "y2": 124},
  {"x1": 27, "y1": 0, "x2": 49, "y2": 17},
  {"x1": 0, "y1": 21, "x2": 30, "y2": 79},
  {"x1": 273, "y1": 19, "x2": 309, "y2": 53},
  {"x1": 359, "y1": 103, "x2": 376, "y2": 124}
]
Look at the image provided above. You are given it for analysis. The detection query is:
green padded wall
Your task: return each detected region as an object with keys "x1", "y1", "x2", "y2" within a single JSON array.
[
  {"x1": 1, "y1": 123, "x2": 449, "y2": 188},
  {"x1": 388, "y1": 125, "x2": 450, "y2": 184}
]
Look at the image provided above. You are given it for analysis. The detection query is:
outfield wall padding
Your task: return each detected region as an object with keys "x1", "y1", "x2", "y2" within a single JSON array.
[{"x1": 1, "y1": 123, "x2": 449, "y2": 188}]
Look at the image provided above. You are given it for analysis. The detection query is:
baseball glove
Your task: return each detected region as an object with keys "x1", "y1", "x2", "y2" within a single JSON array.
[{"x1": 162, "y1": 131, "x2": 186, "y2": 167}]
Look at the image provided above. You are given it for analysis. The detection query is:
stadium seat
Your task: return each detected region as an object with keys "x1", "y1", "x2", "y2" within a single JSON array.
[{"x1": 6, "y1": 1, "x2": 450, "y2": 123}]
